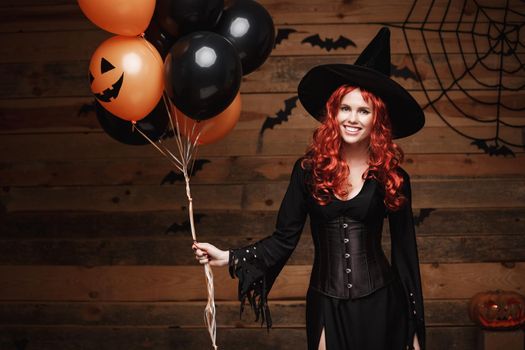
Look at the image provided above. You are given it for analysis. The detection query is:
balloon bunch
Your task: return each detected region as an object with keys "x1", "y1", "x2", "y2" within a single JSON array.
[{"x1": 79, "y1": 1, "x2": 276, "y2": 349}]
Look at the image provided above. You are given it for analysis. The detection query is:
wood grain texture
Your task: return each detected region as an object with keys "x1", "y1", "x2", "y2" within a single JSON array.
[
  {"x1": 1, "y1": 178, "x2": 524, "y2": 213},
  {"x1": 0, "y1": 126, "x2": 523, "y2": 164},
  {"x1": 0, "y1": 263, "x2": 523, "y2": 301},
  {"x1": 1, "y1": 54, "x2": 523, "y2": 98},
  {"x1": 0, "y1": 233, "x2": 522, "y2": 265},
  {"x1": 1, "y1": 208, "x2": 523, "y2": 239},
  {"x1": 1, "y1": 154, "x2": 524, "y2": 188},
  {"x1": 0, "y1": 299, "x2": 474, "y2": 327},
  {"x1": 0, "y1": 23, "x2": 508, "y2": 64},
  {"x1": 0, "y1": 326, "x2": 477, "y2": 350},
  {"x1": 2, "y1": 91, "x2": 523, "y2": 133}
]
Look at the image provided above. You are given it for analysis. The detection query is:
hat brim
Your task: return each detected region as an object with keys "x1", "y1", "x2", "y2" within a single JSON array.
[{"x1": 297, "y1": 64, "x2": 425, "y2": 139}]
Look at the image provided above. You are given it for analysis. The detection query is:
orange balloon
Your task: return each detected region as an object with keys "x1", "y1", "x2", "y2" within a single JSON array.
[
  {"x1": 78, "y1": 0, "x2": 155, "y2": 36},
  {"x1": 89, "y1": 36, "x2": 164, "y2": 122},
  {"x1": 171, "y1": 93, "x2": 242, "y2": 145}
]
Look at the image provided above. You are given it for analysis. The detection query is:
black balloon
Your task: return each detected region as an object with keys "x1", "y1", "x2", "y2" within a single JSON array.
[
  {"x1": 96, "y1": 100, "x2": 169, "y2": 145},
  {"x1": 214, "y1": 0, "x2": 275, "y2": 75},
  {"x1": 144, "y1": 18, "x2": 177, "y2": 59},
  {"x1": 155, "y1": 0, "x2": 224, "y2": 37},
  {"x1": 164, "y1": 31, "x2": 242, "y2": 121}
]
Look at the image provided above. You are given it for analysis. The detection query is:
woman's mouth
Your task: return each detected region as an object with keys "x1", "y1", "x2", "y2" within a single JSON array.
[{"x1": 343, "y1": 125, "x2": 362, "y2": 134}]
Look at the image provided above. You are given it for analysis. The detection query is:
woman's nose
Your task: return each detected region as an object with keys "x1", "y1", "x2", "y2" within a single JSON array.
[{"x1": 347, "y1": 111, "x2": 358, "y2": 122}]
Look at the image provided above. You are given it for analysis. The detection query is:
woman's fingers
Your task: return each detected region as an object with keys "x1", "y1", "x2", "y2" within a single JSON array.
[
  {"x1": 195, "y1": 248, "x2": 207, "y2": 257},
  {"x1": 198, "y1": 258, "x2": 209, "y2": 264}
]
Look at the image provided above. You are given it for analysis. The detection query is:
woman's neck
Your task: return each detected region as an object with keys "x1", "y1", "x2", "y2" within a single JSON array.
[{"x1": 341, "y1": 141, "x2": 370, "y2": 166}]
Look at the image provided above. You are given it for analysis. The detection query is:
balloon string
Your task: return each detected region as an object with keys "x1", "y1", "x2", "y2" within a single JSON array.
[
  {"x1": 132, "y1": 123, "x2": 184, "y2": 172},
  {"x1": 142, "y1": 96, "x2": 219, "y2": 350}
]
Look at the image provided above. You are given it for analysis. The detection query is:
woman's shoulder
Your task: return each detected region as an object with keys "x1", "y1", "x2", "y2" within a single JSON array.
[
  {"x1": 394, "y1": 164, "x2": 410, "y2": 181},
  {"x1": 292, "y1": 156, "x2": 310, "y2": 173},
  {"x1": 290, "y1": 156, "x2": 311, "y2": 188}
]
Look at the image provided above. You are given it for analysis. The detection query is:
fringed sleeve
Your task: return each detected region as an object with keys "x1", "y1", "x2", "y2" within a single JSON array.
[
  {"x1": 388, "y1": 167, "x2": 426, "y2": 350},
  {"x1": 228, "y1": 158, "x2": 308, "y2": 332}
]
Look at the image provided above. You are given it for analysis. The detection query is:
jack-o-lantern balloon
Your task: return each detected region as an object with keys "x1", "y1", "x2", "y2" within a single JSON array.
[{"x1": 89, "y1": 36, "x2": 164, "y2": 122}]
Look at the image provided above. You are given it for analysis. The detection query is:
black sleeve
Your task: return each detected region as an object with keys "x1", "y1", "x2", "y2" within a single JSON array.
[
  {"x1": 388, "y1": 167, "x2": 426, "y2": 349},
  {"x1": 228, "y1": 158, "x2": 308, "y2": 332}
]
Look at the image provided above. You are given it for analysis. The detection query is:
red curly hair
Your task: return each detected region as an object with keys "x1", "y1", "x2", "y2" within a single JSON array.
[{"x1": 301, "y1": 85, "x2": 408, "y2": 211}]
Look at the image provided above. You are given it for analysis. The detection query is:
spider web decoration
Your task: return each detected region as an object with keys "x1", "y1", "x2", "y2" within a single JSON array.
[{"x1": 394, "y1": 0, "x2": 524, "y2": 157}]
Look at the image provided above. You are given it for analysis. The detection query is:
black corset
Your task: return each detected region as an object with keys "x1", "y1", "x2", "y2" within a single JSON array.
[{"x1": 309, "y1": 215, "x2": 394, "y2": 299}]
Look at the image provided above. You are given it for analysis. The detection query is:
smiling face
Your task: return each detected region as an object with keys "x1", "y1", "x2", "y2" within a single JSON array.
[
  {"x1": 87, "y1": 35, "x2": 164, "y2": 121},
  {"x1": 336, "y1": 88, "x2": 374, "y2": 147}
]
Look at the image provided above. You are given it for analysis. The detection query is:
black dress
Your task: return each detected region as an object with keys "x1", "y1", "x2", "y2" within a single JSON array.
[{"x1": 228, "y1": 157, "x2": 426, "y2": 350}]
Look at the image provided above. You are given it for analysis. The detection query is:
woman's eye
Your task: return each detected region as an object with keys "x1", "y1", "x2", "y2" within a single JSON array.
[
  {"x1": 341, "y1": 106, "x2": 350, "y2": 111},
  {"x1": 359, "y1": 109, "x2": 370, "y2": 114}
]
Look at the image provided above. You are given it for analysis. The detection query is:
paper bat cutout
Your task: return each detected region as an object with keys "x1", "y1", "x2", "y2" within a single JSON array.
[
  {"x1": 471, "y1": 139, "x2": 515, "y2": 157},
  {"x1": 259, "y1": 96, "x2": 299, "y2": 135},
  {"x1": 161, "y1": 129, "x2": 175, "y2": 139},
  {"x1": 301, "y1": 34, "x2": 356, "y2": 51},
  {"x1": 77, "y1": 100, "x2": 96, "y2": 116},
  {"x1": 160, "y1": 159, "x2": 211, "y2": 184},
  {"x1": 166, "y1": 213, "x2": 207, "y2": 235},
  {"x1": 13, "y1": 337, "x2": 28, "y2": 350},
  {"x1": 274, "y1": 28, "x2": 297, "y2": 48},
  {"x1": 390, "y1": 63, "x2": 420, "y2": 82},
  {"x1": 414, "y1": 208, "x2": 436, "y2": 226}
]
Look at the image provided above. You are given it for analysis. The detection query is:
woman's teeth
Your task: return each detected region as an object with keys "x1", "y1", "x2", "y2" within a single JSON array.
[{"x1": 344, "y1": 126, "x2": 361, "y2": 132}]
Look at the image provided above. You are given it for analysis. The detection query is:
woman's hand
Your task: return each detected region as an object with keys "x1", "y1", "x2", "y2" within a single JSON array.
[
  {"x1": 412, "y1": 333, "x2": 420, "y2": 350},
  {"x1": 192, "y1": 241, "x2": 229, "y2": 267}
]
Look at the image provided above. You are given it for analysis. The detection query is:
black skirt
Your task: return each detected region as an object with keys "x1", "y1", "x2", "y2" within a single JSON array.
[{"x1": 306, "y1": 275, "x2": 409, "y2": 350}]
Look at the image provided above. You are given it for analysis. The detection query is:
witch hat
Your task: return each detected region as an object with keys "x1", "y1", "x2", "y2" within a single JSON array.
[{"x1": 297, "y1": 27, "x2": 425, "y2": 139}]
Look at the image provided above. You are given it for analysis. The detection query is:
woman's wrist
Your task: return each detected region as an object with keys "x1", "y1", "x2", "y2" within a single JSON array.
[{"x1": 222, "y1": 249, "x2": 230, "y2": 266}]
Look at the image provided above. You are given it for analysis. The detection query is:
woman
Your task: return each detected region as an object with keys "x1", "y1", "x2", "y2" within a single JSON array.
[{"x1": 192, "y1": 27, "x2": 426, "y2": 350}]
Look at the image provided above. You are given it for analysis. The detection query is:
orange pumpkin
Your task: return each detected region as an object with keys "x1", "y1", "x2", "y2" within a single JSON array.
[
  {"x1": 89, "y1": 35, "x2": 164, "y2": 122},
  {"x1": 468, "y1": 290, "x2": 525, "y2": 329}
]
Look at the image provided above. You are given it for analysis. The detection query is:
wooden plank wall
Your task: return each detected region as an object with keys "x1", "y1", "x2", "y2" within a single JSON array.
[{"x1": 0, "y1": 0, "x2": 524, "y2": 349}]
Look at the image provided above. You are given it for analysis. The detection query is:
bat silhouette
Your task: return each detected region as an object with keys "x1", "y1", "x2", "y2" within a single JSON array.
[
  {"x1": 259, "y1": 96, "x2": 299, "y2": 135},
  {"x1": 165, "y1": 213, "x2": 207, "y2": 235},
  {"x1": 274, "y1": 28, "x2": 297, "y2": 48},
  {"x1": 160, "y1": 159, "x2": 211, "y2": 184},
  {"x1": 414, "y1": 208, "x2": 436, "y2": 226},
  {"x1": 471, "y1": 139, "x2": 515, "y2": 157},
  {"x1": 77, "y1": 100, "x2": 96, "y2": 117},
  {"x1": 301, "y1": 34, "x2": 356, "y2": 51},
  {"x1": 256, "y1": 96, "x2": 299, "y2": 154},
  {"x1": 390, "y1": 63, "x2": 420, "y2": 82},
  {"x1": 161, "y1": 129, "x2": 176, "y2": 140}
]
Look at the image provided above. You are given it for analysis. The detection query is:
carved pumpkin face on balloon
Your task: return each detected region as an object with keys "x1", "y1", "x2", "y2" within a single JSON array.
[
  {"x1": 89, "y1": 35, "x2": 164, "y2": 122},
  {"x1": 90, "y1": 57, "x2": 124, "y2": 103}
]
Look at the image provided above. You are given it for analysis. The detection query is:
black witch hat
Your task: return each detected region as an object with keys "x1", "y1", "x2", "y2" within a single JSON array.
[{"x1": 297, "y1": 27, "x2": 425, "y2": 139}]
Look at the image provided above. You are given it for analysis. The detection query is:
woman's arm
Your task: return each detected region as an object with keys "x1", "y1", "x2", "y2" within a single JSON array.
[
  {"x1": 388, "y1": 167, "x2": 426, "y2": 349},
  {"x1": 227, "y1": 158, "x2": 309, "y2": 331}
]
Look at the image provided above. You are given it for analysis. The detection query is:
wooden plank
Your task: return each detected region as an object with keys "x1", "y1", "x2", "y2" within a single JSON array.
[
  {"x1": 244, "y1": 177, "x2": 525, "y2": 211},
  {"x1": 0, "y1": 183, "x2": 246, "y2": 212},
  {"x1": 1, "y1": 208, "x2": 523, "y2": 239},
  {"x1": 1, "y1": 91, "x2": 523, "y2": 133},
  {"x1": 1, "y1": 54, "x2": 524, "y2": 99},
  {"x1": 0, "y1": 263, "x2": 523, "y2": 301},
  {"x1": 0, "y1": 0, "x2": 522, "y2": 32},
  {"x1": 1, "y1": 178, "x2": 524, "y2": 213},
  {"x1": 0, "y1": 233, "x2": 522, "y2": 265},
  {"x1": 0, "y1": 125, "x2": 523, "y2": 163},
  {"x1": 0, "y1": 326, "x2": 477, "y2": 350},
  {"x1": 0, "y1": 23, "x2": 505, "y2": 64},
  {"x1": 1, "y1": 153, "x2": 524, "y2": 187},
  {"x1": 0, "y1": 299, "x2": 473, "y2": 327}
]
